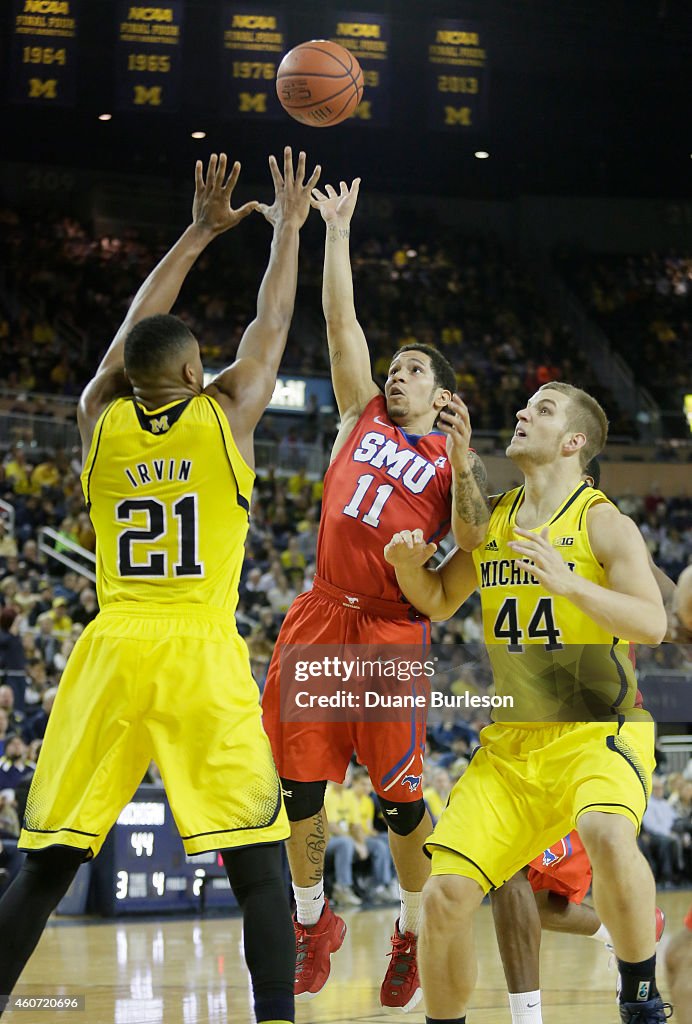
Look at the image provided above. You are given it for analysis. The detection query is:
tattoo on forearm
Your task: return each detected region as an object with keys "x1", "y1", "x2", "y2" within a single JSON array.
[
  {"x1": 305, "y1": 812, "x2": 326, "y2": 883},
  {"x1": 331, "y1": 349, "x2": 342, "y2": 366},
  {"x1": 327, "y1": 224, "x2": 350, "y2": 241},
  {"x1": 454, "y1": 453, "x2": 490, "y2": 527}
]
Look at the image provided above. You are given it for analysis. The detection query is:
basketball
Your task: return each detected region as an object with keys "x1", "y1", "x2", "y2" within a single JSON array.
[{"x1": 276, "y1": 40, "x2": 364, "y2": 127}]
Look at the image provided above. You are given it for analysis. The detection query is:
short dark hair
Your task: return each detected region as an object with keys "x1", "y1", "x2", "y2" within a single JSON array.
[
  {"x1": 392, "y1": 343, "x2": 456, "y2": 396},
  {"x1": 124, "y1": 314, "x2": 197, "y2": 379}
]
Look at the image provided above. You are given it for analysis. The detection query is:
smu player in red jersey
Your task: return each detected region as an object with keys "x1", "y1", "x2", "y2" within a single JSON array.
[{"x1": 262, "y1": 177, "x2": 488, "y2": 1010}]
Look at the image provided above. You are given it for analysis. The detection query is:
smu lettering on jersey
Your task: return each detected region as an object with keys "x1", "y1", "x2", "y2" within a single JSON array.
[
  {"x1": 472, "y1": 481, "x2": 640, "y2": 722},
  {"x1": 81, "y1": 394, "x2": 253, "y2": 613},
  {"x1": 317, "y1": 395, "x2": 452, "y2": 602}
]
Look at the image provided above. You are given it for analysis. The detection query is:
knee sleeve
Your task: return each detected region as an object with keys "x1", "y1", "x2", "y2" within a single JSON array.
[
  {"x1": 376, "y1": 797, "x2": 426, "y2": 837},
  {"x1": 280, "y1": 778, "x2": 327, "y2": 822}
]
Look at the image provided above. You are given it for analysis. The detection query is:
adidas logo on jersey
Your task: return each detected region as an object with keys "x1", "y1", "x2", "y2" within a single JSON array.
[
  {"x1": 554, "y1": 536, "x2": 574, "y2": 547},
  {"x1": 485, "y1": 539, "x2": 499, "y2": 551}
]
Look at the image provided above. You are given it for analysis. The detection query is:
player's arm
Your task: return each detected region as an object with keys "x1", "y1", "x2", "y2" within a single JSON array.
[
  {"x1": 672, "y1": 563, "x2": 692, "y2": 641},
  {"x1": 206, "y1": 148, "x2": 320, "y2": 466},
  {"x1": 310, "y1": 179, "x2": 380, "y2": 424},
  {"x1": 77, "y1": 154, "x2": 258, "y2": 449},
  {"x1": 384, "y1": 528, "x2": 479, "y2": 621},
  {"x1": 647, "y1": 555, "x2": 679, "y2": 641},
  {"x1": 508, "y1": 503, "x2": 667, "y2": 644},
  {"x1": 438, "y1": 394, "x2": 490, "y2": 551}
]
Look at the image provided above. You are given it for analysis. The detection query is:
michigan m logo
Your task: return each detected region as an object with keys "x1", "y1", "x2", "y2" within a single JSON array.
[
  {"x1": 134, "y1": 85, "x2": 162, "y2": 106},
  {"x1": 150, "y1": 415, "x2": 169, "y2": 434},
  {"x1": 239, "y1": 92, "x2": 267, "y2": 113},
  {"x1": 444, "y1": 106, "x2": 472, "y2": 127},
  {"x1": 28, "y1": 78, "x2": 58, "y2": 100}
]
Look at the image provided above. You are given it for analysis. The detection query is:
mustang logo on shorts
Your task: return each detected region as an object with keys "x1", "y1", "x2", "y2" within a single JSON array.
[{"x1": 402, "y1": 774, "x2": 422, "y2": 792}]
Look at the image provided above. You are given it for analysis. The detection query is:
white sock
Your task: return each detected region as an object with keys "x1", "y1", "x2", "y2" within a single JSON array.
[
  {"x1": 508, "y1": 990, "x2": 543, "y2": 1024},
  {"x1": 293, "y1": 880, "x2": 324, "y2": 927},
  {"x1": 399, "y1": 888, "x2": 422, "y2": 935},
  {"x1": 588, "y1": 923, "x2": 612, "y2": 944}
]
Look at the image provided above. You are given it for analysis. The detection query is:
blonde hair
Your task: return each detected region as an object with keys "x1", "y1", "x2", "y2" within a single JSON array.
[{"x1": 538, "y1": 382, "x2": 608, "y2": 468}]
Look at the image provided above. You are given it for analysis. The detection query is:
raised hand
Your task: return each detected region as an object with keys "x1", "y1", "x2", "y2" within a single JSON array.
[
  {"x1": 438, "y1": 394, "x2": 473, "y2": 472},
  {"x1": 192, "y1": 153, "x2": 258, "y2": 235},
  {"x1": 508, "y1": 527, "x2": 576, "y2": 596},
  {"x1": 257, "y1": 147, "x2": 321, "y2": 229},
  {"x1": 310, "y1": 178, "x2": 361, "y2": 226},
  {"x1": 384, "y1": 528, "x2": 437, "y2": 569}
]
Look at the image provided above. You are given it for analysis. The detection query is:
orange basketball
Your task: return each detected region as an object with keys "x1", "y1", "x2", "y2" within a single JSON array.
[{"x1": 276, "y1": 40, "x2": 364, "y2": 127}]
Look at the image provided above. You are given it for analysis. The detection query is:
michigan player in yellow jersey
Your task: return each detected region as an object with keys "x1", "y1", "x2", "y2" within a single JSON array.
[
  {"x1": 0, "y1": 148, "x2": 321, "y2": 1024},
  {"x1": 384, "y1": 382, "x2": 670, "y2": 1024}
]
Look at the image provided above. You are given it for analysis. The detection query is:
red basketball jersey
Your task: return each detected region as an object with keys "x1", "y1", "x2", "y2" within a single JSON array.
[{"x1": 316, "y1": 395, "x2": 453, "y2": 602}]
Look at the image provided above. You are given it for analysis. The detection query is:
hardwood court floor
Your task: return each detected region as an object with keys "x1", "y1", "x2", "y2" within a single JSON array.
[{"x1": 10, "y1": 890, "x2": 691, "y2": 1023}]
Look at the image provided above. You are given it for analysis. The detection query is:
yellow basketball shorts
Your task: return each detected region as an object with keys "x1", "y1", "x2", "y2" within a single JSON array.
[
  {"x1": 19, "y1": 603, "x2": 289, "y2": 858},
  {"x1": 426, "y1": 717, "x2": 655, "y2": 894}
]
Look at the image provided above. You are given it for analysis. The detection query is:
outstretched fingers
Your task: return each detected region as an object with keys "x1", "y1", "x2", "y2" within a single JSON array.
[
  {"x1": 268, "y1": 153, "x2": 284, "y2": 192},
  {"x1": 222, "y1": 159, "x2": 241, "y2": 196}
]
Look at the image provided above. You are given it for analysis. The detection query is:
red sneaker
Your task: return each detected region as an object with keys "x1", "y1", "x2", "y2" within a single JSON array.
[
  {"x1": 294, "y1": 900, "x2": 347, "y2": 1000},
  {"x1": 380, "y1": 920, "x2": 423, "y2": 1012},
  {"x1": 655, "y1": 906, "x2": 666, "y2": 943}
]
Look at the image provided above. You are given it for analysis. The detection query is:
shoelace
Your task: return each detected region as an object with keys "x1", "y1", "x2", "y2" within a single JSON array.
[
  {"x1": 386, "y1": 933, "x2": 416, "y2": 988},
  {"x1": 294, "y1": 925, "x2": 315, "y2": 978}
]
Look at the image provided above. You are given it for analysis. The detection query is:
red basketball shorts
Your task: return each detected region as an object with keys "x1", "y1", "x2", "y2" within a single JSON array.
[
  {"x1": 527, "y1": 830, "x2": 592, "y2": 904},
  {"x1": 262, "y1": 576, "x2": 431, "y2": 802}
]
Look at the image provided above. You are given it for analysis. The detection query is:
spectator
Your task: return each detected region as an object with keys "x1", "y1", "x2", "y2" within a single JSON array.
[
  {"x1": 0, "y1": 734, "x2": 33, "y2": 795},
  {"x1": 640, "y1": 776, "x2": 680, "y2": 887},
  {"x1": 323, "y1": 779, "x2": 363, "y2": 907},
  {"x1": 24, "y1": 685, "x2": 58, "y2": 742},
  {"x1": 423, "y1": 767, "x2": 452, "y2": 824},
  {"x1": 350, "y1": 768, "x2": 396, "y2": 901}
]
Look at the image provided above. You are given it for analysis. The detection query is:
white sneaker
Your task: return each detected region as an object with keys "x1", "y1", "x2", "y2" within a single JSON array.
[{"x1": 332, "y1": 884, "x2": 362, "y2": 907}]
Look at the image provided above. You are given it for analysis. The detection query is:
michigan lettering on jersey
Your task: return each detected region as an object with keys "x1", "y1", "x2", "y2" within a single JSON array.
[
  {"x1": 480, "y1": 558, "x2": 576, "y2": 588},
  {"x1": 353, "y1": 431, "x2": 437, "y2": 494}
]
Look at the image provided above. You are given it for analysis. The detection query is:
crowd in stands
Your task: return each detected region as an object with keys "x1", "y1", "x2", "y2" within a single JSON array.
[
  {"x1": 1, "y1": 205, "x2": 641, "y2": 439},
  {"x1": 557, "y1": 249, "x2": 692, "y2": 436}
]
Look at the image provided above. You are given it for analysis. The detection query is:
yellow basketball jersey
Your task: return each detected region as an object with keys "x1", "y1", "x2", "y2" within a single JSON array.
[
  {"x1": 81, "y1": 394, "x2": 253, "y2": 613},
  {"x1": 471, "y1": 481, "x2": 639, "y2": 721}
]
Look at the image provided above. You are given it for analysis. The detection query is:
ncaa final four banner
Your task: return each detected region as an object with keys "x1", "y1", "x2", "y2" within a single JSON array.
[
  {"x1": 220, "y1": 5, "x2": 287, "y2": 119},
  {"x1": 115, "y1": 0, "x2": 184, "y2": 112},
  {"x1": 9, "y1": 0, "x2": 79, "y2": 107},
  {"x1": 328, "y1": 11, "x2": 390, "y2": 126},
  {"x1": 427, "y1": 18, "x2": 488, "y2": 131}
]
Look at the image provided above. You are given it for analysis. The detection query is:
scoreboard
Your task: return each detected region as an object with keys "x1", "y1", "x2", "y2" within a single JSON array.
[{"x1": 92, "y1": 786, "x2": 238, "y2": 916}]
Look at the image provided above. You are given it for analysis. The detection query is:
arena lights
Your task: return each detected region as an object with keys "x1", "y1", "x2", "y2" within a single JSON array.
[
  {"x1": 191, "y1": 131, "x2": 207, "y2": 140},
  {"x1": 98, "y1": 113, "x2": 112, "y2": 121},
  {"x1": 474, "y1": 150, "x2": 490, "y2": 159}
]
